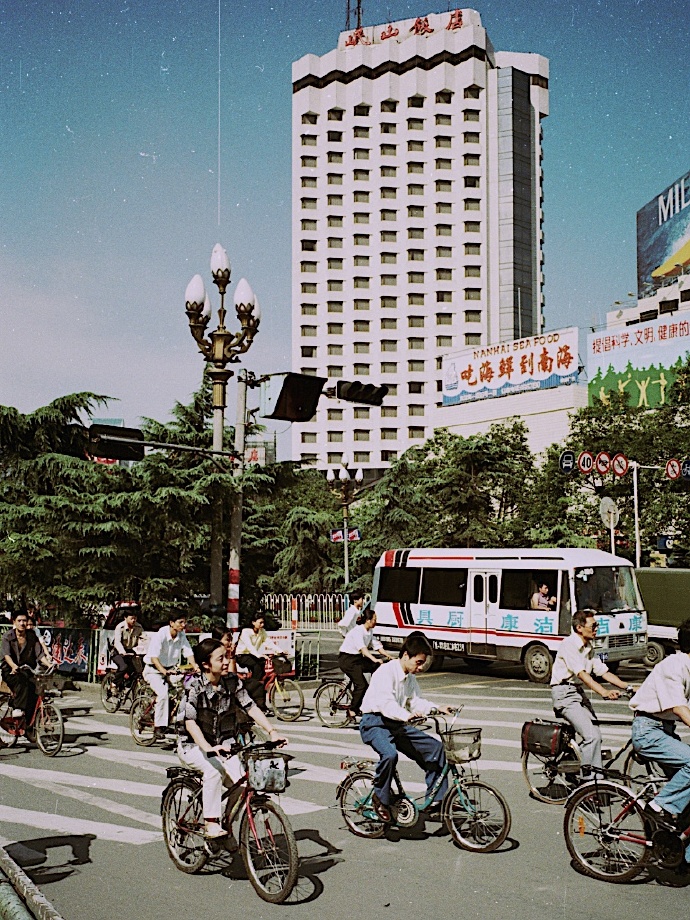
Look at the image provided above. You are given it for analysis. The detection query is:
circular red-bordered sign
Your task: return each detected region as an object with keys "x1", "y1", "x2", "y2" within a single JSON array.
[
  {"x1": 595, "y1": 451, "x2": 611, "y2": 476},
  {"x1": 666, "y1": 458, "x2": 681, "y2": 481},
  {"x1": 612, "y1": 453, "x2": 629, "y2": 477},
  {"x1": 577, "y1": 451, "x2": 594, "y2": 474}
]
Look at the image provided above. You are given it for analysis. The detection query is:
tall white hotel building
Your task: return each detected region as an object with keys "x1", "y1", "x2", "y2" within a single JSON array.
[{"x1": 290, "y1": 8, "x2": 548, "y2": 476}]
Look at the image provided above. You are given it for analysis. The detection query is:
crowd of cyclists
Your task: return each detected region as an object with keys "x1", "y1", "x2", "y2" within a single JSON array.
[{"x1": 4, "y1": 596, "x2": 690, "y2": 884}]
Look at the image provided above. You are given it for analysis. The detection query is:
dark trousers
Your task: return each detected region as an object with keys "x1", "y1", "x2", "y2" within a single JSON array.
[
  {"x1": 112, "y1": 653, "x2": 142, "y2": 688},
  {"x1": 338, "y1": 653, "x2": 379, "y2": 713},
  {"x1": 3, "y1": 669, "x2": 37, "y2": 720},
  {"x1": 359, "y1": 713, "x2": 448, "y2": 806},
  {"x1": 236, "y1": 654, "x2": 266, "y2": 709}
]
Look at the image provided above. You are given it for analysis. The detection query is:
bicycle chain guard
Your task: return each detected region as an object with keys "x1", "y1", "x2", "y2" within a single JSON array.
[{"x1": 651, "y1": 829, "x2": 685, "y2": 869}]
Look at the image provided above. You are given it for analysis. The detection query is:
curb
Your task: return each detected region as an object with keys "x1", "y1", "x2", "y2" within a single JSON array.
[{"x1": 0, "y1": 851, "x2": 66, "y2": 920}]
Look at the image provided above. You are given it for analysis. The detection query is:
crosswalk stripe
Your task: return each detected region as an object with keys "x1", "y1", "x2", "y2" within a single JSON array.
[{"x1": 0, "y1": 805, "x2": 161, "y2": 845}]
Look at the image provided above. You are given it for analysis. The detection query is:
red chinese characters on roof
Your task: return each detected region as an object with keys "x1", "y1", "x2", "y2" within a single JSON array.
[
  {"x1": 380, "y1": 23, "x2": 399, "y2": 40},
  {"x1": 345, "y1": 27, "x2": 371, "y2": 47},
  {"x1": 410, "y1": 16, "x2": 434, "y2": 35},
  {"x1": 446, "y1": 10, "x2": 464, "y2": 30}
]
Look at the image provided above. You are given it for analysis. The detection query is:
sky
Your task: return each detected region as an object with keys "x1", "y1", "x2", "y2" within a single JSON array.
[{"x1": 0, "y1": 0, "x2": 688, "y2": 442}]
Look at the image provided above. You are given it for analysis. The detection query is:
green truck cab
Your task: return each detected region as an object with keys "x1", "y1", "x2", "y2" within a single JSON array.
[{"x1": 635, "y1": 568, "x2": 690, "y2": 667}]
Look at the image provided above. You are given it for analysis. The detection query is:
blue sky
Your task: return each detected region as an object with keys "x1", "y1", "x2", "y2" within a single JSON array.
[{"x1": 0, "y1": 0, "x2": 688, "y2": 435}]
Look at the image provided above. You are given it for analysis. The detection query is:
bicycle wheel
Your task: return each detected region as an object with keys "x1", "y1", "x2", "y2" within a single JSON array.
[
  {"x1": 240, "y1": 798, "x2": 298, "y2": 904},
  {"x1": 35, "y1": 701, "x2": 64, "y2": 756},
  {"x1": 522, "y1": 741, "x2": 581, "y2": 805},
  {"x1": 338, "y1": 770, "x2": 385, "y2": 839},
  {"x1": 563, "y1": 781, "x2": 649, "y2": 882},
  {"x1": 443, "y1": 779, "x2": 511, "y2": 852},
  {"x1": 623, "y1": 748, "x2": 667, "y2": 784},
  {"x1": 130, "y1": 694, "x2": 156, "y2": 746},
  {"x1": 314, "y1": 681, "x2": 352, "y2": 728},
  {"x1": 270, "y1": 678, "x2": 304, "y2": 722},
  {"x1": 162, "y1": 778, "x2": 208, "y2": 874},
  {"x1": 0, "y1": 695, "x2": 18, "y2": 748},
  {"x1": 100, "y1": 673, "x2": 121, "y2": 713}
]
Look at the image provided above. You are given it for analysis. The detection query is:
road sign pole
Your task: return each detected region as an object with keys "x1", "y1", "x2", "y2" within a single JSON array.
[
  {"x1": 632, "y1": 462, "x2": 641, "y2": 568},
  {"x1": 610, "y1": 518, "x2": 615, "y2": 555},
  {"x1": 343, "y1": 505, "x2": 349, "y2": 589}
]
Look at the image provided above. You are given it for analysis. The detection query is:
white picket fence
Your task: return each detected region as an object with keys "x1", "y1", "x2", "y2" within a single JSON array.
[{"x1": 262, "y1": 593, "x2": 351, "y2": 631}]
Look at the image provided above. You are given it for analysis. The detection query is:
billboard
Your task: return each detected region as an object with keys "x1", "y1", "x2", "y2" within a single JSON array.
[
  {"x1": 588, "y1": 316, "x2": 690, "y2": 408},
  {"x1": 441, "y1": 327, "x2": 579, "y2": 406},
  {"x1": 637, "y1": 169, "x2": 690, "y2": 296}
]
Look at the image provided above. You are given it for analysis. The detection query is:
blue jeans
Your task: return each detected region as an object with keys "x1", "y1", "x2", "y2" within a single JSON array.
[
  {"x1": 551, "y1": 684, "x2": 602, "y2": 770},
  {"x1": 359, "y1": 713, "x2": 448, "y2": 806}
]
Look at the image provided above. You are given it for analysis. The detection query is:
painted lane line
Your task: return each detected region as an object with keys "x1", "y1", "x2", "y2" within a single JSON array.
[
  {"x1": 20, "y1": 779, "x2": 163, "y2": 828},
  {"x1": 0, "y1": 805, "x2": 161, "y2": 845},
  {"x1": 0, "y1": 762, "x2": 165, "y2": 797}
]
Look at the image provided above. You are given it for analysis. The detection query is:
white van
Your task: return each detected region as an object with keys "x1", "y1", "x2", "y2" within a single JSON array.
[{"x1": 370, "y1": 548, "x2": 648, "y2": 683}]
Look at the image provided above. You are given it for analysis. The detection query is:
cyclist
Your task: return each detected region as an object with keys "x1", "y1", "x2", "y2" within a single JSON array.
[
  {"x1": 176, "y1": 637, "x2": 284, "y2": 838},
  {"x1": 359, "y1": 631, "x2": 454, "y2": 823},
  {"x1": 338, "y1": 606, "x2": 394, "y2": 719},
  {"x1": 337, "y1": 589, "x2": 365, "y2": 637},
  {"x1": 112, "y1": 607, "x2": 143, "y2": 690},
  {"x1": 0, "y1": 611, "x2": 53, "y2": 720},
  {"x1": 235, "y1": 615, "x2": 281, "y2": 713},
  {"x1": 630, "y1": 618, "x2": 690, "y2": 838},
  {"x1": 550, "y1": 609, "x2": 633, "y2": 774},
  {"x1": 143, "y1": 613, "x2": 199, "y2": 742},
  {"x1": 211, "y1": 626, "x2": 238, "y2": 673}
]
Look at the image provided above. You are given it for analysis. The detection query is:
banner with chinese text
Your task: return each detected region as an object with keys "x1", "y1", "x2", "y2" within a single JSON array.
[{"x1": 441, "y1": 327, "x2": 579, "y2": 406}]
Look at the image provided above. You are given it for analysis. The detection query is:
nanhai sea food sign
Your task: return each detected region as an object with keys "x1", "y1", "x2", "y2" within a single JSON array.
[{"x1": 441, "y1": 327, "x2": 579, "y2": 406}]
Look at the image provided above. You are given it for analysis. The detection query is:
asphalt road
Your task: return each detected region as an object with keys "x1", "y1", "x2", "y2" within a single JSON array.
[{"x1": 1, "y1": 659, "x2": 688, "y2": 920}]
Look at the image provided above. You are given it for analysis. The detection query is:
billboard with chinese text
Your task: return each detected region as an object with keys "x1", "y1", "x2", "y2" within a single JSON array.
[
  {"x1": 588, "y1": 316, "x2": 690, "y2": 408},
  {"x1": 441, "y1": 327, "x2": 579, "y2": 406},
  {"x1": 637, "y1": 168, "x2": 690, "y2": 296}
]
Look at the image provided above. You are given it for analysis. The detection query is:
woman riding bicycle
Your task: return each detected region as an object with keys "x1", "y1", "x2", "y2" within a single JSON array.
[
  {"x1": 338, "y1": 606, "x2": 394, "y2": 719},
  {"x1": 176, "y1": 637, "x2": 284, "y2": 839},
  {"x1": 235, "y1": 615, "x2": 281, "y2": 713}
]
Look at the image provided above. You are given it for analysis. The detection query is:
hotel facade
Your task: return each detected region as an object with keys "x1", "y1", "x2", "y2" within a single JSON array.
[{"x1": 290, "y1": 9, "x2": 548, "y2": 474}]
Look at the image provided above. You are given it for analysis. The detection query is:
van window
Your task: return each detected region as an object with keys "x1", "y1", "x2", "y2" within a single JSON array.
[
  {"x1": 500, "y1": 570, "x2": 532, "y2": 610},
  {"x1": 473, "y1": 574, "x2": 484, "y2": 603},
  {"x1": 420, "y1": 568, "x2": 468, "y2": 605},
  {"x1": 377, "y1": 567, "x2": 420, "y2": 604},
  {"x1": 488, "y1": 574, "x2": 498, "y2": 604}
]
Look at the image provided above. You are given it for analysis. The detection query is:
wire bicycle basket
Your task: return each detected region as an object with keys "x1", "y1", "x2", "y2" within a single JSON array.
[{"x1": 440, "y1": 726, "x2": 482, "y2": 764}]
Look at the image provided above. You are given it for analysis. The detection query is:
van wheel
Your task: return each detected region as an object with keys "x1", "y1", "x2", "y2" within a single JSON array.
[
  {"x1": 643, "y1": 641, "x2": 665, "y2": 668},
  {"x1": 429, "y1": 654, "x2": 445, "y2": 672},
  {"x1": 523, "y1": 644, "x2": 553, "y2": 684}
]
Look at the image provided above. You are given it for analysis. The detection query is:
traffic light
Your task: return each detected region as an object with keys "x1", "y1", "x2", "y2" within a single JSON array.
[
  {"x1": 335, "y1": 380, "x2": 389, "y2": 406},
  {"x1": 260, "y1": 373, "x2": 327, "y2": 422},
  {"x1": 88, "y1": 424, "x2": 145, "y2": 462}
]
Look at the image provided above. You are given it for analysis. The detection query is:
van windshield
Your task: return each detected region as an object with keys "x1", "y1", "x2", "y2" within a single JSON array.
[{"x1": 574, "y1": 566, "x2": 641, "y2": 614}]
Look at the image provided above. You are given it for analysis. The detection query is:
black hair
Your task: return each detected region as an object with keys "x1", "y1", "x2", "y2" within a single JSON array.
[
  {"x1": 572, "y1": 609, "x2": 595, "y2": 632},
  {"x1": 211, "y1": 625, "x2": 233, "y2": 642},
  {"x1": 349, "y1": 589, "x2": 365, "y2": 602},
  {"x1": 169, "y1": 611, "x2": 187, "y2": 623},
  {"x1": 679, "y1": 619, "x2": 690, "y2": 654},
  {"x1": 357, "y1": 603, "x2": 375, "y2": 625},
  {"x1": 401, "y1": 631, "x2": 433, "y2": 659},
  {"x1": 193, "y1": 637, "x2": 223, "y2": 668}
]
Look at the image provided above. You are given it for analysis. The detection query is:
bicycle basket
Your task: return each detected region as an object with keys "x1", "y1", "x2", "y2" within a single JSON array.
[
  {"x1": 242, "y1": 751, "x2": 292, "y2": 793},
  {"x1": 440, "y1": 727, "x2": 482, "y2": 764},
  {"x1": 272, "y1": 654, "x2": 291, "y2": 676},
  {"x1": 521, "y1": 719, "x2": 574, "y2": 757}
]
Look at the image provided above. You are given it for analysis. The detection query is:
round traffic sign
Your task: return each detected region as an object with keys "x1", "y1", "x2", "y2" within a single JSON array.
[
  {"x1": 682, "y1": 460, "x2": 690, "y2": 481},
  {"x1": 577, "y1": 451, "x2": 594, "y2": 474},
  {"x1": 666, "y1": 458, "x2": 681, "y2": 481},
  {"x1": 611, "y1": 453, "x2": 629, "y2": 477},
  {"x1": 599, "y1": 497, "x2": 619, "y2": 528},
  {"x1": 559, "y1": 450, "x2": 576, "y2": 474},
  {"x1": 595, "y1": 451, "x2": 611, "y2": 476}
]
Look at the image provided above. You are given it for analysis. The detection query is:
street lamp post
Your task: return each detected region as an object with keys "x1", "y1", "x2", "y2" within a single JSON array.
[
  {"x1": 327, "y1": 459, "x2": 363, "y2": 589},
  {"x1": 184, "y1": 244, "x2": 260, "y2": 618}
]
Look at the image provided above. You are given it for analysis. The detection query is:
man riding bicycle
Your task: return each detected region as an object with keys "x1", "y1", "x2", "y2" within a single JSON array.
[
  {"x1": 338, "y1": 606, "x2": 394, "y2": 719},
  {"x1": 1, "y1": 611, "x2": 53, "y2": 721},
  {"x1": 550, "y1": 609, "x2": 633, "y2": 774},
  {"x1": 359, "y1": 631, "x2": 454, "y2": 823},
  {"x1": 143, "y1": 613, "x2": 198, "y2": 742},
  {"x1": 112, "y1": 606, "x2": 143, "y2": 690}
]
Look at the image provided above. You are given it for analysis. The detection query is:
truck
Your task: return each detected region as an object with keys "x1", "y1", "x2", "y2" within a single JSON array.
[{"x1": 635, "y1": 568, "x2": 690, "y2": 667}]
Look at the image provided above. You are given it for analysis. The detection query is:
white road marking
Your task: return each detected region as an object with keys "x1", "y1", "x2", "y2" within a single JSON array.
[
  {"x1": 0, "y1": 805, "x2": 161, "y2": 845},
  {"x1": 20, "y1": 780, "x2": 163, "y2": 828},
  {"x1": 0, "y1": 762, "x2": 164, "y2": 797}
]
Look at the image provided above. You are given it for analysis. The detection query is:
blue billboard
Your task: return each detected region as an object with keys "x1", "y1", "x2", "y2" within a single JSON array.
[{"x1": 637, "y1": 169, "x2": 690, "y2": 297}]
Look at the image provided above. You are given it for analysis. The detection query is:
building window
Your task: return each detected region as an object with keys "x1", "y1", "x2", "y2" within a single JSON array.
[
  {"x1": 381, "y1": 209, "x2": 397, "y2": 221},
  {"x1": 408, "y1": 140, "x2": 424, "y2": 152},
  {"x1": 436, "y1": 180, "x2": 452, "y2": 193},
  {"x1": 354, "y1": 148, "x2": 370, "y2": 160},
  {"x1": 301, "y1": 282, "x2": 317, "y2": 293},
  {"x1": 354, "y1": 299, "x2": 370, "y2": 311},
  {"x1": 301, "y1": 303, "x2": 317, "y2": 315},
  {"x1": 465, "y1": 265, "x2": 481, "y2": 277},
  {"x1": 381, "y1": 99, "x2": 398, "y2": 112},
  {"x1": 464, "y1": 176, "x2": 480, "y2": 188},
  {"x1": 381, "y1": 252, "x2": 397, "y2": 264},
  {"x1": 354, "y1": 407, "x2": 370, "y2": 419},
  {"x1": 354, "y1": 363, "x2": 370, "y2": 376},
  {"x1": 408, "y1": 337, "x2": 425, "y2": 350},
  {"x1": 301, "y1": 198, "x2": 316, "y2": 210},
  {"x1": 354, "y1": 342, "x2": 370, "y2": 354},
  {"x1": 436, "y1": 291, "x2": 452, "y2": 303},
  {"x1": 380, "y1": 362, "x2": 397, "y2": 374},
  {"x1": 327, "y1": 130, "x2": 342, "y2": 142},
  {"x1": 381, "y1": 296, "x2": 397, "y2": 309},
  {"x1": 408, "y1": 205, "x2": 424, "y2": 218},
  {"x1": 408, "y1": 293, "x2": 425, "y2": 306},
  {"x1": 436, "y1": 246, "x2": 452, "y2": 257},
  {"x1": 436, "y1": 224, "x2": 453, "y2": 237},
  {"x1": 381, "y1": 230, "x2": 397, "y2": 242},
  {"x1": 465, "y1": 198, "x2": 480, "y2": 211},
  {"x1": 327, "y1": 258, "x2": 343, "y2": 270},
  {"x1": 354, "y1": 103, "x2": 371, "y2": 116},
  {"x1": 328, "y1": 151, "x2": 343, "y2": 163},
  {"x1": 408, "y1": 360, "x2": 425, "y2": 372},
  {"x1": 407, "y1": 118, "x2": 424, "y2": 130},
  {"x1": 301, "y1": 240, "x2": 317, "y2": 252},
  {"x1": 464, "y1": 153, "x2": 480, "y2": 166},
  {"x1": 381, "y1": 122, "x2": 396, "y2": 134},
  {"x1": 409, "y1": 381, "x2": 424, "y2": 394},
  {"x1": 465, "y1": 289, "x2": 481, "y2": 300},
  {"x1": 301, "y1": 432, "x2": 317, "y2": 443},
  {"x1": 465, "y1": 86, "x2": 481, "y2": 99},
  {"x1": 300, "y1": 261, "x2": 316, "y2": 273},
  {"x1": 381, "y1": 274, "x2": 397, "y2": 286},
  {"x1": 327, "y1": 452, "x2": 343, "y2": 464},
  {"x1": 353, "y1": 451, "x2": 370, "y2": 463},
  {"x1": 436, "y1": 202, "x2": 452, "y2": 214},
  {"x1": 301, "y1": 346, "x2": 316, "y2": 358},
  {"x1": 301, "y1": 368, "x2": 317, "y2": 376},
  {"x1": 327, "y1": 366, "x2": 343, "y2": 377},
  {"x1": 436, "y1": 90, "x2": 453, "y2": 104},
  {"x1": 354, "y1": 169, "x2": 370, "y2": 181},
  {"x1": 301, "y1": 325, "x2": 317, "y2": 337},
  {"x1": 353, "y1": 276, "x2": 370, "y2": 288},
  {"x1": 301, "y1": 155, "x2": 317, "y2": 168},
  {"x1": 408, "y1": 427, "x2": 425, "y2": 439},
  {"x1": 354, "y1": 126, "x2": 370, "y2": 137},
  {"x1": 355, "y1": 252, "x2": 369, "y2": 264},
  {"x1": 381, "y1": 165, "x2": 397, "y2": 177},
  {"x1": 436, "y1": 268, "x2": 452, "y2": 280},
  {"x1": 328, "y1": 280, "x2": 343, "y2": 291},
  {"x1": 302, "y1": 112, "x2": 317, "y2": 124},
  {"x1": 436, "y1": 335, "x2": 453, "y2": 348},
  {"x1": 328, "y1": 431, "x2": 343, "y2": 443},
  {"x1": 328, "y1": 215, "x2": 343, "y2": 227},
  {"x1": 408, "y1": 183, "x2": 424, "y2": 196},
  {"x1": 327, "y1": 238, "x2": 343, "y2": 249},
  {"x1": 465, "y1": 310, "x2": 481, "y2": 323},
  {"x1": 354, "y1": 191, "x2": 370, "y2": 203},
  {"x1": 328, "y1": 409, "x2": 343, "y2": 420},
  {"x1": 381, "y1": 450, "x2": 397, "y2": 462},
  {"x1": 435, "y1": 158, "x2": 452, "y2": 171},
  {"x1": 328, "y1": 344, "x2": 343, "y2": 355},
  {"x1": 301, "y1": 134, "x2": 317, "y2": 146},
  {"x1": 463, "y1": 132, "x2": 480, "y2": 143},
  {"x1": 354, "y1": 320, "x2": 370, "y2": 332},
  {"x1": 327, "y1": 194, "x2": 343, "y2": 206},
  {"x1": 381, "y1": 406, "x2": 397, "y2": 418},
  {"x1": 435, "y1": 113, "x2": 452, "y2": 126},
  {"x1": 327, "y1": 323, "x2": 344, "y2": 334},
  {"x1": 328, "y1": 173, "x2": 343, "y2": 185},
  {"x1": 380, "y1": 144, "x2": 397, "y2": 156},
  {"x1": 381, "y1": 429, "x2": 398, "y2": 440},
  {"x1": 381, "y1": 318, "x2": 397, "y2": 329},
  {"x1": 465, "y1": 242, "x2": 481, "y2": 255},
  {"x1": 436, "y1": 312, "x2": 452, "y2": 325},
  {"x1": 464, "y1": 221, "x2": 481, "y2": 232},
  {"x1": 328, "y1": 107, "x2": 344, "y2": 121},
  {"x1": 381, "y1": 340, "x2": 397, "y2": 352},
  {"x1": 408, "y1": 271, "x2": 424, "y2": 284},
  {"x1": 408, "y1": 249, "x2": 424, "y2": 261},
  {"x1": 354, "y1": 212, "x2": 370, "y2": 224},
  {"x1": 408, "y1": 162, "x2": 424, "y2": 174},
  {"x1": 381, "y1": 187, "x2": 397, "y2": 199},
  {"x1": 327, "y1": 301, "x2": 343, "y2": 312},
  {"x1": 435, "y1": 135, "x2": 452, "y2": 148},
  {"x1": 301, "y1": 219, "x2": 317, "y2": 231},
  {"x1": 463, "y1": 109, "x2": 480, "y2": 122},
  {"x1": 465, "y1": 333, "x2": 481, "y2": 346},
  {"x1": 408, "y1": 315, "x2": 425, "y2": 328},
  {"x1": 353, "y1": 429, "x2": 370, "y2": 441},
  {"x1": 409, "y1": 405, "x2": 425, "y2": 417}
]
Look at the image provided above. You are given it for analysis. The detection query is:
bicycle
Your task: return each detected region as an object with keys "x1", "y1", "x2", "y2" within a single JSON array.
[
  {"x1": 0, "y1": 665, "x2": 64, "y2": 756},
  {"x1": 521, "y1": 695, "x2": 664, "y2": 804},
  {"x1": 238, "y1": 654, "x2": 305, "y2": 723},
  {"x1": 100, "y1": 655, "x2": 144, "y2": 713},
  {"x1": 337, "y1": 711, "x2": 511, "y2": 852},
  {"x1": 562, "y1": 770, "x2": 687, "y2": 883},
  {"x1": 314, "y1": 673, "x2": 356, "y2": 728},
  {"x1": 161, "y1": 739, "x2": 298, "y2": 903},
  {"x1": 129, "y1": 668, "x2": 188, "y2": 747}
]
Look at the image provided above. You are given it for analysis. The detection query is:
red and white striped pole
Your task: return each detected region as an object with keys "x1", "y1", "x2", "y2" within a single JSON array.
[{"x1": 226, "y1": 371, "x2": 248, "y2": 629}]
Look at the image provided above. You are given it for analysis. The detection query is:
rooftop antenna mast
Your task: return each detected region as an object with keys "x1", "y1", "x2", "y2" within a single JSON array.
[{"x1": 346, "y1": 0, "x2": 363, "y2": 29}]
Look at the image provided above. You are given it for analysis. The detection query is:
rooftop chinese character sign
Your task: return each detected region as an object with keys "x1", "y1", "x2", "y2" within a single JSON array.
[
  {"x1": 441, "y1": 327, "x2": 579, "y2": 406},
  {"x1": 337, "y1": 8, "x2": 481, "y2": 50},
  {"x1": 637, "y1": 167, "x2": 690, "y2": 297},
  {"x1": 587, "y1": 316, "x2": 690, "y2": 408}
]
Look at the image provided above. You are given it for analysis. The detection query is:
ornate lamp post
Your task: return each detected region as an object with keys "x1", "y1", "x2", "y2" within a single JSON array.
[
  {"x1": 327, "y1": 457, "x2": 363, "y2": 590},
  {"x1": 184, "y1": 244, "x2": 260, "y2": 617}
]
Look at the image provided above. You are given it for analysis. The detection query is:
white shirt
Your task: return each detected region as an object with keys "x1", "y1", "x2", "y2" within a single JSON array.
[
  {"x1": 338, "y1": 604, "x2": 361, "y2": 637},
  {"x1": 360, "y1": 659, "x2": 433, "y2": 721},
  {"x1": 550, "y1": 632, "x2": 608, "y2": 687},
  {"x1": 339, "y1": 624, "x2": 383, "y2": 656},
  {"x1": 235, "y1": 628, "x2": 279, "y2": 658},
  {"x1": 629, "y1": 652, "x2": 690, "y2": 721},
  {"x1": 144, "y1": 625, "x2": 194, "y2": 669}
]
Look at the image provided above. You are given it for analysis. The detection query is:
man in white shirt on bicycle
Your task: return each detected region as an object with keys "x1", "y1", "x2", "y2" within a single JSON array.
[
  {"x1": 630, "y1": 619, "x2": 690, "y2": 836},
  {"x1": 359, "y1": 631, "x2": 454, "y2": 823},
  {"x1": 337, "y1": 590, "x2": 365, "y2": 637},
  {"x1": 550, "y1": 609, "x2": 631, "y2": 774},
  {"x1": 143, "y1": 613, "x2": 198, "y2": 741}
]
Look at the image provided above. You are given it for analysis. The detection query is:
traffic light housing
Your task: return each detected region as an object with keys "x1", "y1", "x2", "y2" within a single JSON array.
[
  {"x1": 88, "y1": 424, "x2": 145, "y2": 462},
  {"x1": 260, "y1": 373, "x2": 327, "y2": 422},
  {"x1": 335, "y1": 380, "x2": 389, "y2": 406}
]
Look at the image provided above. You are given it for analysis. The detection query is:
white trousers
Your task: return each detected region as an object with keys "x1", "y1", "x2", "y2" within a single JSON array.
[
  {"x1": 143, "y1": 667, "x2": 170, "y2": 728},
  {"x1": 177, "y1": 743, "x2": 243, "y2": 819}
]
